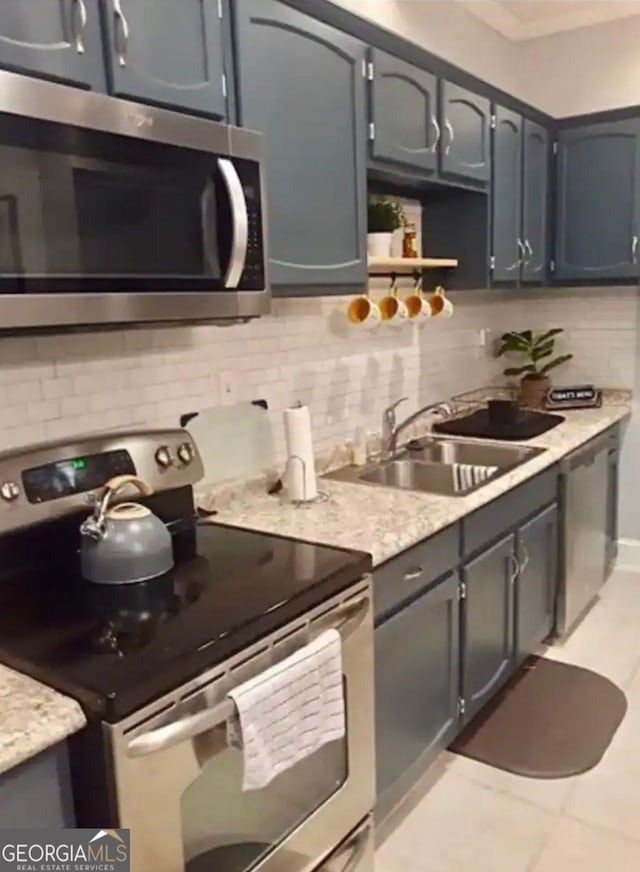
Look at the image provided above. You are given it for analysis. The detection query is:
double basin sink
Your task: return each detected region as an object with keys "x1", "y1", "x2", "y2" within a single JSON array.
[{"x1": 326, "y1": 436, "x2": 544, "y2": 497}]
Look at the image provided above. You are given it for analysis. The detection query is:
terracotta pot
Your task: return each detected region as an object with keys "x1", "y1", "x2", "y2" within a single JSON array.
[{"x1": 520, "y1": 375, "x2": 550, "y2": 409}]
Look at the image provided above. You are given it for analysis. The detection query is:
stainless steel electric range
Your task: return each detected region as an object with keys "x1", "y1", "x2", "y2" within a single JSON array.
[{"x1": 0, "y1": 430, "x2": 374, "y2": 872}]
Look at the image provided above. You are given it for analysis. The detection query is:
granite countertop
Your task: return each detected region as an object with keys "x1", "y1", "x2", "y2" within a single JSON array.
[
  {"x1": 0, "y1": 395, "x2": 630, "y2": 778},
  {"x1": 0, "y1": 665, "x2": 86, "y2": 776},
  {"x1": 200, "y1": 398, "x2": 631, "y2": 568}
]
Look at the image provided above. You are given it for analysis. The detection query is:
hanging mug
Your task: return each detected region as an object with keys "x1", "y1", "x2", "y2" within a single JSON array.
[
  {"x1": 428, "y1": 286, "x2": 454, "y2": 318},
  {"x1": 347, "y1": 290, "x2": 382, "y2": 329},
  {"x1": 404, "y1": 277, "x2": 432, "y2": 324},
  {"x1": 379, "y1": 278, "x2": 409, "y2": 328}
]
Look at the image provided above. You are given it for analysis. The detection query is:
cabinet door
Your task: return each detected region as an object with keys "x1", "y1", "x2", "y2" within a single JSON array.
[
  {"x1": 440, "y1": 81, "x2": 491, "y2": 183},
  {"x1": 515, "y1": 504, "x2": 558, "y2": 665},
  {"x1": 522, "y1": 119, "x2": 549, "y2": 283},
  {"x1": 103, "y1": 0, "x2": 226, "y2": 117},
  {"x1": 0, "y1": 0, "x2": 104, "y2": 89},
  {"x1": 375, "y1": 574, "x2": 460, "y2": 815},
  {"x1": 492, "y1": 106, "x2": 522, "y2": 282},
  {"x1": 369, "y1": 48, "x2": 437, "y2": 174},
  {"x1": 0, "y1": 745, "x2": 75, "y2": 828},
  {"x1": 462, "y1": 534, "x2": 514, "y2": 720},
  {"x1": 234, "y1": 0, "x2": 367, "y2": 290},
  {"x1": 556, "y1": 119, "x2": 640, "y2": 280}
]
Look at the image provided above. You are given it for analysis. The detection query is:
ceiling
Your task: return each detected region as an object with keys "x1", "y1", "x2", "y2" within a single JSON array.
[{"x1": 458, "y1": 0, "x2": 640, "y2": 40}]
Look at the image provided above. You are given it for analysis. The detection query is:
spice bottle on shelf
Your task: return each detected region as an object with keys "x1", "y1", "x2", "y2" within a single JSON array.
[{"x1": 402, "y1": 221, "x2": 418, "y2": 258}]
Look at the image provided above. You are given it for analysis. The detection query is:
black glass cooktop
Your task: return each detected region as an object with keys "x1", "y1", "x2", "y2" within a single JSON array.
[{"x1": 0, "y1": 521, "x2": 370, "y2": 721}]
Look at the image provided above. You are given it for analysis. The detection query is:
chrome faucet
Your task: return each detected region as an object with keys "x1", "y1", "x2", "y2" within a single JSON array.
[{"x1": 382, "y1": 398, "x2": 454, "y2": 459}]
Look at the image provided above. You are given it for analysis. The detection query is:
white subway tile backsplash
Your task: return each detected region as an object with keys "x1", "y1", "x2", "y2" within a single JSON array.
[{"x1": 0, "y1": 287, "x2": 635, "y2": 457}]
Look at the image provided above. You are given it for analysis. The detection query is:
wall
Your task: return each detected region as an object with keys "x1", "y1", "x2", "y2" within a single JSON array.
[
  {"x1": 0, "y1": 287, "x2": 634, "y2": 475},
  {"x1": 332, "y1": 0, "x2": 522, "y2": 97},
  {"x1": 521, "y1": 15, "x2": 640, "y2": 117}
]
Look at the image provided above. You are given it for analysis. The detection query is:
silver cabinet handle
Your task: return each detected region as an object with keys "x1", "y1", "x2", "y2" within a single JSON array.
[
  {"x1": 113, "y1": 0, "x2": 129, "y2": 68},
  {"x1": 444, "y1": 119, "x2": 454, "y2": 155},
  {"x1": 517, "y1": 238, "x2": 526, "y2": 265},
  {"x1": 72, "y1": 0, "x2": 87, "y2": 54},
  {"x1": 430, "y1": 116, "x2": 441, "y2": 153},
  {"x1": 524, "y1": 239, "x2": 533, "y2": 263},
  {"x1": 519, "y1": 544, "x2": 530, "y2": 574},
  {"x1": 218, "y1": 158, "x2": 249, "y2": 288},
  {"x1": 403, "y1": 567, "x2": 424, "y2": 582},
  {"x1": 510, "y1": 553, "x2": 520, "y2": 584},
  {"x1": 632, "y1": 235, "x2": 638, "y2": 264},
  {"x1": 319, "y1": 820, "x2": 372, "y2": 872},
  {"x1": 127, "y1": 594, "x2": 370, "y2": 758}
]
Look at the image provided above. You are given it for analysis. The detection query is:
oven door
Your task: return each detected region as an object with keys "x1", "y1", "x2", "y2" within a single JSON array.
[
  {"x1": 108, "y1": 581, "x2": 374, "y2": 872},
  {"x1": 0, "y1": 73, "x2": 268, "y2": 328}
]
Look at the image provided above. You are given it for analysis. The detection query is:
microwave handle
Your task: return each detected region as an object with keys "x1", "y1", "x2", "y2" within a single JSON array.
[
  {"x1": 125, "y1": 594, "x2": 370, "y2": 759},
  {"x1": 218, "y1": 158, "x2": 249, "y2": 288}
]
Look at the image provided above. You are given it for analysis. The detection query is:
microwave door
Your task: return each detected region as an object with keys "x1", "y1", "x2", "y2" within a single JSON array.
[{"x1": 217, "y1": 158, "x2": 248, "y2": 288}]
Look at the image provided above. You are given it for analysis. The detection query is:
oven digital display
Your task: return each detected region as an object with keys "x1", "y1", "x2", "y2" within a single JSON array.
[{"x1": 22, "y1": 450, "x2": 135, "y2": 504}]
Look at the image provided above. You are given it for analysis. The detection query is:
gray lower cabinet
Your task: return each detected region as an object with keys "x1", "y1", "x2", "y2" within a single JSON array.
[
  {"x1": 492, "y1": 106, "x2": 523, "y2": 282},
  {"x1": 515, "y1": 504, "x2": 558, "y2": 664},
  {"x1": 234, "y1": 0, "x2": 367, "y2": 291},
  {"x1": 555, "y1": 119, "x2": 640, "y2": 280},
  {"x1": 0, "y1": 744, "x2": 76, "y2": 828},
  {"x1": 101, "y1": 0, "x2": 227, "y2": 117},
  {"x1": 375, "y1": 573, "x2": 460, "y2": 819},
  {"x1": 439, "y1": 81, "x2": 491, "y2": 184},
  {"x1": 606, "y1": 427, "x2": 620, "y2": 578},
  {"x1": 0, "y1": 0, "x2": 104, "y2": 89},
  {"x1": 368, "y1": 48, "x2": 437, "y2": 175},
  {"x1": 461, "y1": 533, "x2": 515, "y2": 721},
  {"x1": 522, "y1": 119, "x2": 549, "y2": 282}
]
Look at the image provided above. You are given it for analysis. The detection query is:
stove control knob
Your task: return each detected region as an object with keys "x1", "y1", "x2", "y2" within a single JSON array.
[
  {"x1": 0, "y1": 481, "x2": 20, "y2": 502},
  {"x1": 177, "y1": 442, "x2": 195, "y2": 465},
  {"x1": 154, "y1": 445, "x2": 174, "y2": 469}
]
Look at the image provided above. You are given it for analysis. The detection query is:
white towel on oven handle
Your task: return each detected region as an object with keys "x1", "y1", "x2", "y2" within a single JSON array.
[{"x1": 226, "y1": 628, "x2": 345, "y2": 791}]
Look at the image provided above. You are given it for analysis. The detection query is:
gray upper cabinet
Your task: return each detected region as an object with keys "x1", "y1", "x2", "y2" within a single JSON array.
[
  {"x1": 522, "y1": 119, "x2": 549, "y2": 282},
  {"x1": 102, "y1": 0, "x2": 227, "y2": 117},
  {"x1": 462, "y1": 533, "x2": 515, "y2": 720},
  {"x1": 492, "y1": 106, "x2": 522, "y2": 282},
  {"x1": 440, "y1": 81, "x2": 491, "y2": 183},
  {"x1": 375, "y1": 572, "x2": 460, "y2": 819},
  {"x1": 234, "y1": 0, "x2": 367, "y2": 290},
  {"x1": 556, "y1": 119, "x2": 640, "y2": 280},
  {"x1": 515, "y1": 504, "x2": 558, "y2": 665},
  {"x1": 369, "y1": 48, "x2": 437, "y2": 175},
  {"x1": 0, "y1": 0, "x2": 104, "y2": 89}
]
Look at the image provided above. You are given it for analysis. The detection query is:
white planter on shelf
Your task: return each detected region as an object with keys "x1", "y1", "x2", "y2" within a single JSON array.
[{"x1": 367, "y1": 232, "x2": 393, "y2": 258}]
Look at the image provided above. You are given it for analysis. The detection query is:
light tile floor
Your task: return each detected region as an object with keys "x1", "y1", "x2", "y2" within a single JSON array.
[{"x1": 376, "y1": 568, "x2": 640, "y2": 872}]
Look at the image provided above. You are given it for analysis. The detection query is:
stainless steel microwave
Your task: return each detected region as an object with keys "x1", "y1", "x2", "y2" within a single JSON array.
[{"x1": 0, "y1": 70, "x2": 270, "y2": 331}]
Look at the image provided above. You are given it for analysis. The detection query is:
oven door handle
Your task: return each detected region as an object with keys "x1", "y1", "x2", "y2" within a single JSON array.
[
  {"x1": 319, "y1": 819, "x2": 372, "y2": 872},
  {"x1": 125, "y1": 594, "x2": 370, "y2": 759},
  {"x1": 218, "y1": 158, "x2": 248, "y2": 288}
]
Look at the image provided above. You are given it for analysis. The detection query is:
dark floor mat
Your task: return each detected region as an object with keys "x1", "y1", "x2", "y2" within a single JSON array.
[
  {"x1": 433, "y1": 409, "x2": 564, "y2": 440},
  {"x1": 449, "y1": 657, "x2": 627, "y2": 778}
]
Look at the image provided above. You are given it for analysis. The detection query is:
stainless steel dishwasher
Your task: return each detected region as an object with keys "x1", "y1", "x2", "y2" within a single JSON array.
[{"x1": 557, "y1": 432, "x2": 610, "y2": 638}]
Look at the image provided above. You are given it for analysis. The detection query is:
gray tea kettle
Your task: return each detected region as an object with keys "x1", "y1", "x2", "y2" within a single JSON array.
[{"x1": 80, "y1": 475, "x2": 174, "y2": 585}]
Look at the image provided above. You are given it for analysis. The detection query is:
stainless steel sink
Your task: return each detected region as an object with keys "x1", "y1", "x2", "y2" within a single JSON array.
[
  {"x1": 325, "y1": 436, "x2": 545, "y2": 496},
  {"x1": 400, "y1": 438, "x2": 539, "y2": 468},
  {"x1": 358, "y1": 460, "x2": 475, "y2": 495}
]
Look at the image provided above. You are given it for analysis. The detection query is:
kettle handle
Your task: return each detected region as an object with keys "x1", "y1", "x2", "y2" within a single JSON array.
[{"x1": 105, "y1": 475, "x2": 154, "y2": 498}]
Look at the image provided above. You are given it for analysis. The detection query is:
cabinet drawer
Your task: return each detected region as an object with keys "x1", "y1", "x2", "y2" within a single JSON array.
[
  {"x1": 374, "y1": 524, "x2": 459, "y2": 619},
  {"x1": 0, "y1": 745, "x2": 75, "y2": 828},
  {"x1": 463, "y1": 468, "x2": 557, "y2": 557}
]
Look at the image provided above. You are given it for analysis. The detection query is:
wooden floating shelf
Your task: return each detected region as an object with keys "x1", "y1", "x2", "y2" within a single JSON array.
[{"x1": 368, "y1": 257, "x2": 459, "y2": 271}]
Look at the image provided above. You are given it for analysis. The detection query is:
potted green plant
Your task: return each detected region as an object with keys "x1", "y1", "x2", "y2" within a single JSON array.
[
  {"x1": 497, "y1": 328, "x2": 573, "y2": 409},
  {"x1": 367, "y1": 196, "x2": 403, "y2": 258}
]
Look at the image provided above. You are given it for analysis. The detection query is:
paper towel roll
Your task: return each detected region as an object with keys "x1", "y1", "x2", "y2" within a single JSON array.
[{"x1": 284, "y1": 404, "x2": 318, "y2": 502}]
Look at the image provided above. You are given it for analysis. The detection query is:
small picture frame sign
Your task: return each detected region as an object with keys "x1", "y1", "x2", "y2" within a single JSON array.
[{"x1": 546, "y1": 384, "x2": 602, "y2": 410}]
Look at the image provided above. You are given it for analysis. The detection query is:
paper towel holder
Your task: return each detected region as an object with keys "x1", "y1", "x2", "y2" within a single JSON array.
[{"x1": 284, "y1": 454, "x2": 328, "y2": 507}]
